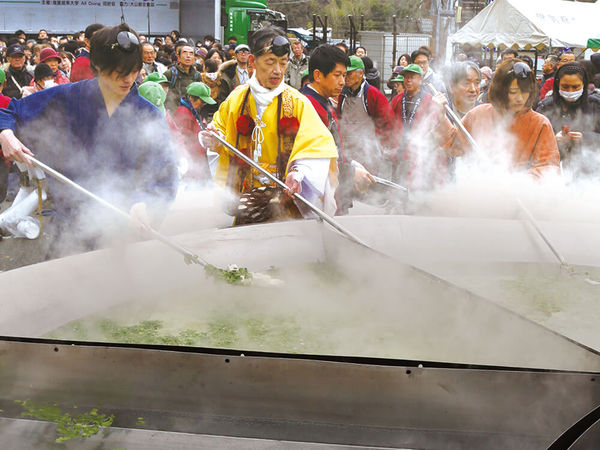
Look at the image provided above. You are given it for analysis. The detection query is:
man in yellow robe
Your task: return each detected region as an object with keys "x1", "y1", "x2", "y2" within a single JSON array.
[{"x1": 203, "y1": 27, "x2": 338, "y2": 223}]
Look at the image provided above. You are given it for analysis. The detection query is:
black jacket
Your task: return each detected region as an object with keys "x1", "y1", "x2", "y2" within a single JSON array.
[
  {"x1": 2, "y1": 66, "x2": 33, "y2": 99},
  {"x1": 536, "y1": 93, "x2": 600, "y2": 148}
]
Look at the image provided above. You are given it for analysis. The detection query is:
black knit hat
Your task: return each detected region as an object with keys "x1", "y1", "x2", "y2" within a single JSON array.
[
  {"x1": 552, "y1": 62, "x2": 588, "y2": 108},
  {"x1": 34, "y1": 63, "x2": 54, "y2": 81}
]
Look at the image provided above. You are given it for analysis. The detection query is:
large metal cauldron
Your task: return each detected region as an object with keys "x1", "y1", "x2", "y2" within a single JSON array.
[{"x1": 1, "y1": 216, "x2": 599, "y2": 448}]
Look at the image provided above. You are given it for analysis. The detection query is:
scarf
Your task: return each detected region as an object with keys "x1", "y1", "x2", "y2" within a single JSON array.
[
  {"x1": 201, "y1": 73, "x2": 221, "y2": 99},
  {"x1": 247, "y1": 73, "x2": 285, "y2": 117},
  {"x1": 179, "y1": 97, "x2": 205, "y2": 129},
  {"x1": 247, "y1": 74, "x2": 285, "y2": 162}
]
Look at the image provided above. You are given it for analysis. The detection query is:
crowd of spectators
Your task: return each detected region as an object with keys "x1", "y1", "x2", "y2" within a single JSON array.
[
  {"x1": 340, "y1": 44, "x2": 600, "y2": 189},
  {"x1": 2, "y1": 23, "x2": 600, "y2": 222}
]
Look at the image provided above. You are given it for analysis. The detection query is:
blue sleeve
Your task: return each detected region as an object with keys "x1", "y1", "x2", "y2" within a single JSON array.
[{"x1": 0, "y1": 85, "x2": 70, "y2": 132}]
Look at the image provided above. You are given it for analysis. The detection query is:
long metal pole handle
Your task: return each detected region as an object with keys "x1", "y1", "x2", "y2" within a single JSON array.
[
  {"x1": 372, "y1": 175, "x2": 409, "y2": 193},
  {"x1": 208, "y1": 131, "x2": 371, "y2": 249},
  {"x1": 426, "y1": 83, "x2": 485, "y2": 157},
  {"x1": 25, "y1": 155, "x2": 207, "y2": 266},
  {"x1": 516, "y1": 198, "x2": 567, "y2": 266}
]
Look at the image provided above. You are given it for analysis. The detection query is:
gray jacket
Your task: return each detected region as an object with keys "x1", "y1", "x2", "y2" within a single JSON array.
[
  {"x1": 163, "y1": 63, "x2": 201, "y2": 113},
  {"x1": 285, "y1": 54, "x2": 309, "y2": 90}
]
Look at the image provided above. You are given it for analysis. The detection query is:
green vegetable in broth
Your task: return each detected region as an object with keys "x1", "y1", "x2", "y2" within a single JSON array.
[
  {"x1": 49, "y1": 315, "x2": 327, "y2": 354},
  {"x1": 204, "y1": 263, "x2": 253, "y2": 285},
  {"x1": 97, "y1": 319, "x2": 205, "y2": 346},
  {"x1": 15, "y1": 400, "x2": 114, "y2": 443}
]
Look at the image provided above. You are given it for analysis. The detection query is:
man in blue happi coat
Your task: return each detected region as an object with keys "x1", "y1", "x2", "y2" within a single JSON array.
[{"x1": 0, "y1": 23, "x2": 178, "y2": 256}]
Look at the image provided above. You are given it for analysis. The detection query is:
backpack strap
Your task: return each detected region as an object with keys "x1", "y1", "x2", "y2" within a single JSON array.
[
  {"x1": 363, "y1": 82, "x2": 370, "y2": 116},
  {"x1": 337, "y1": 94, "x2": 345, "y2": 117},
  {"x1": 169, "y1": 65, "x2": 178, "y2": 88},
  {"x1": 10, "y1": 75, "x2": 23, "y2": 94}
]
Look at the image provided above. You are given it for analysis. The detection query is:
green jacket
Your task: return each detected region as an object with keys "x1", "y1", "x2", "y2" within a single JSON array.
[{"x1": 164, "y1": 63, "x2": 201, "y2": 113}]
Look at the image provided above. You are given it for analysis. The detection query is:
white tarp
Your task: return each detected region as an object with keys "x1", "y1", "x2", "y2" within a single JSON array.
[{"x1": 448, "y1": 0, "x2": 600, "y2": 56}]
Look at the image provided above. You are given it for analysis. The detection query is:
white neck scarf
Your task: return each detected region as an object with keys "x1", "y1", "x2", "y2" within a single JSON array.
[
  {"x1": 247, "y1": 73, "x2": 285, "y2": 117},
  {"x1": 247, "y1": 74, "x2": 286, "y2": 164}
]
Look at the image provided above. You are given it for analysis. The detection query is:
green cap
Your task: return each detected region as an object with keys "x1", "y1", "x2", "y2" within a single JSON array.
[
  {"x1": 347, "y1": 55, "x2": 365, "y2": 72},
  {"x1": 186, "y1": 81, "x2": 216, "y2": 105},
  {"x1": 143, "y1": 72, "x2": 169, "y2": 84},
  {"x1": 138, "y1": 81, "x2": 166, "y2": 115},
  {"x1": 391, "y1": 74, "x2": 404, "y2": 82},
  {"x1": 0, "y1": 67, "x2": 5, "y2": 85},
  {"x1": 301, "y1": 69, "x2": 309, "y2": 79},
  {"x1": 401, "y1": 64, "x2": 424, "y2": 76}
]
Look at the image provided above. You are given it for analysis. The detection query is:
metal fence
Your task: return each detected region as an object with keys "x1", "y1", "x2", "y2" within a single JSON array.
[{"x1": 359, "y1": 31, "x2": 432, "y2": 93}]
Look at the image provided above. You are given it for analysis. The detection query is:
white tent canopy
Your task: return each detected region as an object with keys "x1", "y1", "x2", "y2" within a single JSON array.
[{"x1": 447, "y1": 0, "x2": 600, "y2": 58}]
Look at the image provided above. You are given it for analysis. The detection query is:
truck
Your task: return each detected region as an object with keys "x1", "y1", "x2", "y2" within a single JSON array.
[
  {"x1": 0, "y1": 0, "x2": 286, "y2": 44},
  {"x1": 221, "y1": 0, "x2": 286, "y2": 44}
]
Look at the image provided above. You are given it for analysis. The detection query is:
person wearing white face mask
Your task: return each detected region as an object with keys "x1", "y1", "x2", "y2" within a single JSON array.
[
  {"x1": 21, "y1": 63, "x2": 56, "y2": 97},
  {"x1": 536, "y1": 62, "x2": 600, "y2": 168}
]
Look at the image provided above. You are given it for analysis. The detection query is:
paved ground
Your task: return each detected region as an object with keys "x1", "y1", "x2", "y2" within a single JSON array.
[
  {"x1": 0, "y1": 200, "x2": 51, "y2": 272},
  {"x1": 0, "y1": 233, "x2": 51, "y2": 272}
]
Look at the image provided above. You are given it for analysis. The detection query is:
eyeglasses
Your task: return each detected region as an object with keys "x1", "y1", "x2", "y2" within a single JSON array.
[
  {"x1": 255, "y1": 35, "x2": 290, "y2": 57},
  {"x1": 508, "y1": 62, "x2": 531, "y2": 79},
  {"x1": 110, "y1": 31, "x2": 140, "y2": 52}
]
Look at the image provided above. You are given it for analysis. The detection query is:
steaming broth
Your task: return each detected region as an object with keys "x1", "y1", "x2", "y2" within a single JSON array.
[
  {"x1": 46, "y1": 263, "x2": 349, "y2": 355},
  {"x1": 433, "y1": 262, "x2": 600, "y2": 351},
  {"x1": 45, "y1": 261, "x2": 454, "y2": 360},
  {"x1": 45, "y1": 259, "x2": 600, "y2": 366}
]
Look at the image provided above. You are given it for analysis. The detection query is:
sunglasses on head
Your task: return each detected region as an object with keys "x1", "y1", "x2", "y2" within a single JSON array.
[
  {"x1": 256, "y1": 35, "x2": 290, "y2": 57},
  {"x1": 110, "y1": 31, "x2": 139, "y2": 52},
  {"x1": 508, "y1": 61, "x2": 531, "y2": 79}
]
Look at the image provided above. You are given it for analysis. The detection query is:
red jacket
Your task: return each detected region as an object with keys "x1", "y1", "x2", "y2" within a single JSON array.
[
  {"x1": 301, "y1": 85, "x2": 347, "y2": 162},
  {"x1": 55, "y1": 70, "x2": 70, "y2": 85},
  {"x1": 391, "y1": 90, "x2": 439, "y2": 156},
  {"x1": 540, "y1": 77, "x2": 554, "y2": 101},
  {"x1": 391, "y1": 90, "x2": 448, "y2": 189},
  {"x1": 70, "y1": 55, "x2": 95, "y2": 82},
  {"x1": 302, "y1": 84, "x2": 355, "y2": 215},
  {"x1": 337, "y1": 81, "x2": 397, "y2": 152},
  {"x1": 0, "y1": 94, "x2": 10, "y2": 165},
  {"x1": 0, "y1": 94, "x2": 11, "y2": 109},
  {"x1": 173, "y1": 104, "x2": 210, "y2": 180}
]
